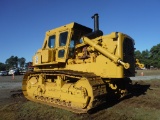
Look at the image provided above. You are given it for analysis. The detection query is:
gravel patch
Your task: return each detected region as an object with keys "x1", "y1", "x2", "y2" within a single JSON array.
[
  {"x1": 0, "y1": 82, "x2": 22, "y2": 90},
  {"x1": 130, "y1": 75, "x2": 160, "y2": 80}
]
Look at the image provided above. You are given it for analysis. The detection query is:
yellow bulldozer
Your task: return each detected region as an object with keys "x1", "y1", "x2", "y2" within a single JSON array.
[
  {"x1": 22, "y1": 14, "x2": 135, "y2": 113},
  {"x1": 135, "y1": 59, "x2": 145, "y2": 69}
]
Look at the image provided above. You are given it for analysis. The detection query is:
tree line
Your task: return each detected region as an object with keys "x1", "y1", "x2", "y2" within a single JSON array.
[
  {"x1": 0, "y1": 56, "x2": 26, "y2": 71},
  {"x1": 135, "y1": 43, "x2": 160, "y2": 69}
]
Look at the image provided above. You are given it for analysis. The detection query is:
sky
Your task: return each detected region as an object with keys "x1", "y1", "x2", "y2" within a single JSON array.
[{"x1": 0, "y1": 0, "x2": 160, "y2": 63}]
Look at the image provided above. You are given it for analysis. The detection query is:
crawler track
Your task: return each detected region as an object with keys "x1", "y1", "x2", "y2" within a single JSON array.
[{"x1": 22, "y1": 70, "x2": 107, "y2": 113}]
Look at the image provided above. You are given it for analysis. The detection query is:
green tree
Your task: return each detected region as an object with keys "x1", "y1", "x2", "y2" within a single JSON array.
[
  {"x1": 135, "y1": 49, "x2": 151, "y2": 69},
  {"x1": 134, "y1": 50, "x2": 142, "y2": 60},
  {"x1": 150, "y1": 43, "x2": 160, "y2": 68},
  {"x1": 141, "y1": 49, "x2": 150, "y2": 67},
  {"x1": 5, "y1": 56, "x2": 19, "y2": 68},
  {"x1": 18, "y1": 57, "x2": 26, "y2": 68},
  {"x1": 0, "y1": 62, "x2": 6, "y2": 71}
]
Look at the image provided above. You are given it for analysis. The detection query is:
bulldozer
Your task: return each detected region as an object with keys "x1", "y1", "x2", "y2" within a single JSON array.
[
  {"x1": 22, "y1": 14, "x2": 135, "y2": 113},
  {"x1": 135, "y1": 59, "x2": 145, "y2": 69}
]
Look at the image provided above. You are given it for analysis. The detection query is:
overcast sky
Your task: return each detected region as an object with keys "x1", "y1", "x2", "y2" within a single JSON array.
[{"x1": 0, "y1": 0, "x2": 160, "y2": 63}]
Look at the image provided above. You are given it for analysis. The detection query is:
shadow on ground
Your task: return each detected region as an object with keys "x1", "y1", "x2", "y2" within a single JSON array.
[{"x1": 88, "y1": 81, "x2": 150, "y2": 114}]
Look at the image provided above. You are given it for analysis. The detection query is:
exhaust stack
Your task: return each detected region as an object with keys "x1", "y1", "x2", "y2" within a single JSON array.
[
  {"x1": 85, "y1": 13, "x2": 103, "y2": 39},
  {"x1": 92, "y1": 13, "x2": 99, "y2": 31}
]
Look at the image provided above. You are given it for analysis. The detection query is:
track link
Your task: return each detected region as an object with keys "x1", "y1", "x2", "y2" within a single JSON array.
[{"x1": 22, "y1": 70, "x2": 107, "y2": 113}]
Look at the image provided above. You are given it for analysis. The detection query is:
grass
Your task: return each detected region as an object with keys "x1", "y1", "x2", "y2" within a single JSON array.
[{"x1": 16, "y1": 101, "x2": 78, "y2": 120}]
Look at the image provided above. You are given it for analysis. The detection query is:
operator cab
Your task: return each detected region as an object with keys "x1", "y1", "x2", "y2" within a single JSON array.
[{"x1": 33, "y1": 22, "x2": 92, "y2": 66}]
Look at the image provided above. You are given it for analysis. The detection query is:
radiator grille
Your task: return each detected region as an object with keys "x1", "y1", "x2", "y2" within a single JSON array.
[{"x1": 123, "y1": 37, "x2": 135, "y2": 77}]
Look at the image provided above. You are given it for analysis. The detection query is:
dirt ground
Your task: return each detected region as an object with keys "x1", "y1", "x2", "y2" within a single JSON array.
[{"x1": 0, "y1": 70, "x2": 160, "y2": 120}]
